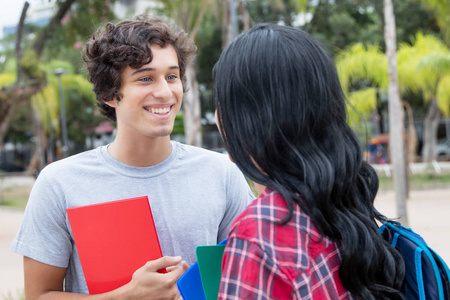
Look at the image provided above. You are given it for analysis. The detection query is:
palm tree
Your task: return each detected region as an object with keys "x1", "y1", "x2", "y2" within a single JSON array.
[
  {"x1": 29, "y1": 64, "x2": 97, "y2": 171},
  {"x1": 336, "y1": 43, "x2": 387, "y2": 127},
  {"x1": 397, "y1": 34, "x2": 450, "y2": 163},
  {"x1": 337, "y1": 34, "x2": 450, "y2": 163},
  {"x1": 0, "y1": 0, "x2": 77, "y2": 151},
  {"x1": 417, "y1": 0, "x2": 450, "y2": 45},
  {"x1": 384, "y1": 0, "x2": 408, "y2": 225}
]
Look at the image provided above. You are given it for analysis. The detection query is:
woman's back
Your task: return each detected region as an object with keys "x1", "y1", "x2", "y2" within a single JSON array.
[{"x1": 220, "y1": 188, "x2": 356, "y2": 299}]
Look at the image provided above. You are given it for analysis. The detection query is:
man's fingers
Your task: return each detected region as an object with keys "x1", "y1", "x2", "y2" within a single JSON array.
[
  {"x1": 165, "y1": 261, "x2": 188, "y2": 280},
  {"x1": 144, "y1": 256, "x2": 182, "y2": 272}
]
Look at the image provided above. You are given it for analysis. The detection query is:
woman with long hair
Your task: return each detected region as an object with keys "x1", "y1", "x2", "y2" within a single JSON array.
[{"x1": 213, "y1": 23, "x2": 405, "y2": 299}]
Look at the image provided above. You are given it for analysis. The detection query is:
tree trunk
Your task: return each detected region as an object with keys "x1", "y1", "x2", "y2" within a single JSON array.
[
  {"x1": 183, "y1": 64, "x2": 202, "y2": 147},
  {"x1": 384, "y1": 0, "x2": 409, "y2": 226},
  {"x1": 403, "y1": 100, "x2": 417, "y2": 199},
  {"x1": 31, "y1": 102, "x2": 47, "y2": 172},
  {"x1": 0, "y1": 0, "x2": 78, "y2": 156},
  {"x1": 32, "y1": 0, "x2": 77, "y2": 57},
  {"x1": 15, "y1": 1, "x2": 29, "y2": 82},
  {"x1": 403, "y1": 101, "x2": 417, "y2": 166},
  {"x1": 238, "y1": 1, "x2": 251, "y2": 31},
  {"x1": 422, "y1": 98, "x2": 441, "y2": 164},
  {"x1": 0, "y1": 102, "x2": 17, "y2": 151},
  {"x1": 0, "y1": 80, "x2": 44, "y2": 149},
  {"x1": 222, "y1": 0, "x2": 233, "y2": 49}
]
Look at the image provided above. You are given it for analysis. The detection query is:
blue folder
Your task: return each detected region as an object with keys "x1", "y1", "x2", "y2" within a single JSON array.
[
  {"x1": 177, "y1": 239, "x2": 227, "y2": 300},
  {"x1": 177, "y1": 261, "x2": 206, "y2": 300}
]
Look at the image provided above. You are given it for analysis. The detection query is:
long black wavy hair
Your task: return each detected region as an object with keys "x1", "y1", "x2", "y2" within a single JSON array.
[{"x1": 213, "y1": 23, "x2": 405, "y2": 299}]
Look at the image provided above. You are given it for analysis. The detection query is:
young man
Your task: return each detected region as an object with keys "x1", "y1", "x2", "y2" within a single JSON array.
[{"x1": 11, "y1": 15, "x2": 253, "y2": 299}]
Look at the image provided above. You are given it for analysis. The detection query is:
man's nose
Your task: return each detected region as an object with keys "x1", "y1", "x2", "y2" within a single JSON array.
[{"x1": 152, "y1": 79, "x2": 172, "y2": 99}]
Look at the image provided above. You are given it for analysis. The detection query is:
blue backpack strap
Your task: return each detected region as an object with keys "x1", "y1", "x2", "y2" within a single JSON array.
[
  {"x1": 415, "y1": 247, "x2": 426, "y2": 299},
  {"x1": 385, "y1": 222, "x2": 446, "y2": 300},
  {"x1": 429, "y1": 247, "x2": 450, "y2": 299}
]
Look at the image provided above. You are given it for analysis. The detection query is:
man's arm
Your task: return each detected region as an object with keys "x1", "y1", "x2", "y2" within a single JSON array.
[{"x1": 24, "y1": 256, "x2": 188, "y2": 300}]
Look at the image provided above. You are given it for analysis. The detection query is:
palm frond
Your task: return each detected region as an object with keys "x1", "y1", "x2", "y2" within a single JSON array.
[{"x1": 437, "y1": 74, "x2": 450, "y2": 116}]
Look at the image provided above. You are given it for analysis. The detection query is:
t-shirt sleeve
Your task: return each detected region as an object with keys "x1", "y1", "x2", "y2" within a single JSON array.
[
  {"x1": 217, "y1": 163, "x2": 255, "y2": 242},
  {"x1": 10, "y1": 169, "x2": 73, "y2": 268}
]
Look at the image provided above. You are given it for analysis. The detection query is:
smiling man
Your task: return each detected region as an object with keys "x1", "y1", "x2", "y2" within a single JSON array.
[{"x1": 11, "y1": 15, "x2": 254, "y2": 300}]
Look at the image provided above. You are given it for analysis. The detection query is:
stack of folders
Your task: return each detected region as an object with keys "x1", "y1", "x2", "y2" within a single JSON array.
[
  {"x1": 177, "y1": 239, "x2": 227, "y2": 300},
  {"x1": 67, "y1": 196, "x2": 165, "y2": 294}
]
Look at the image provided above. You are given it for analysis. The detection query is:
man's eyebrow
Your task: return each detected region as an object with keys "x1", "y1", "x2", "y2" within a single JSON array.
[{"x1": 130, "y1": 66, "x2": 180, "y2": 76}]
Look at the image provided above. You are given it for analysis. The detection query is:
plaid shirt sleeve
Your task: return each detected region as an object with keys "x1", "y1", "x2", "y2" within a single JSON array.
[
  {"x1": 218, "y1": 237, "x2": 295, "y2": 299},
  {"x1": 218, "y1": 189, "x2": 356, "y2": 300}
]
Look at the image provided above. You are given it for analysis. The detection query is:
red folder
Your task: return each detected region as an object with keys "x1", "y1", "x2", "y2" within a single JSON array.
[{"x1": 67, "y1": 196, "x2": 164, "y2": 294}]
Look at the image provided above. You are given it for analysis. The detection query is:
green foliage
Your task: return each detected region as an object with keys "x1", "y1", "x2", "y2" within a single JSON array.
[
  {"x1": 173, "y1": 112, "x2": 185, "y2": 135},
  {"x1": 0, "y1": 73, "x2": 16, "y2": 87},
  {"x1": 337, "y1": 32, "x2": 450, "y2": 123},
  {"x1": 157, "y1": 0, "x2": 209, "y2": 34},
  {"x1": 44, "y1": 60, "x2": 76, "y2": 75},
  {"x1": 385, "y1": 0, "x2": 441, "y2": 46},
  {"x1": 4, "y1": 102, "x2": 34, "y2": 145},
  {"x1": 397, "y1": 33, "x2": 450, "y2": 114},
  {"x1": 346, "y1": 88, "x2": 378, "y2": 125},
  {"x1": 195, "y1": 16, "x2": 222, "y2": 113},
  {"x1": 416, "y1": 0, "x2": 450, "y2": 45},
  {"x1": 31, "y1": 69, "x2": 100, "y2": 146},
  {"x1": 65, "y1": 0, "x2": 117, "y2": 43},
  {"x1": 304, "y1": 1, "x2": 384, "y2": 55},
  {"x1": 18, "y1": 50, "x2": 44, "y2": 80},
  {"x1": 336, "y1": 43, "x2": 387, "y2": 91},
  {"x1": 62, "y1": 74, "x2": 101, "y2": 145},
  {"x1": 436, "y1": 75, "x2": 450, "y2": 116},
  {"x1": 41, "y1": 0, "x2": 118, "y2": 70},
  {"x1": 305, "y1": 0, "x2": 441, "y2": 56}
]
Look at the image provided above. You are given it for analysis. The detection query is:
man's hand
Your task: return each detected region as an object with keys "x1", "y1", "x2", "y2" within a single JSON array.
[
  {"x1": 23, "y1": 256, "x2": 189, "y2": 300},
  {"x1": 124, "y1": 256, "x2": 189, "y2": 300}
]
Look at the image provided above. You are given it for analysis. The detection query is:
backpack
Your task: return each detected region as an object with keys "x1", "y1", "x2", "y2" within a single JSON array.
[{"x1": 379, "y1": 220, "x2": 450, "y2": 300}]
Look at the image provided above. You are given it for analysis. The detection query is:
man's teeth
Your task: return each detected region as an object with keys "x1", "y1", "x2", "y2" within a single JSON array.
[{"x1": 150, "y1": 107, "x2": 170, "y2": 114}]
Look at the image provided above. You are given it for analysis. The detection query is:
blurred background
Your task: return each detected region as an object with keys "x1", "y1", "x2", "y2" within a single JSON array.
[
  {"x1": 0, "y1": 0, "x2": 449, "y2": 175},
  {"x1": 0, "y1": 0, "x2": 450, "y2": 299}
]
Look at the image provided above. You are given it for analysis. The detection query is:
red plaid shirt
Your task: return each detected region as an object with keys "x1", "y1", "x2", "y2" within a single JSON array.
[{"x1": 218, "y1": 188, "x2": 356, "y2": 300}]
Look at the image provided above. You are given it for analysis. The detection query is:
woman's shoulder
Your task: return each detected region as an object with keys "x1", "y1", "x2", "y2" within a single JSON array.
[{"x1": 229, "y1": 189, "x2": 337, "y2": 252}]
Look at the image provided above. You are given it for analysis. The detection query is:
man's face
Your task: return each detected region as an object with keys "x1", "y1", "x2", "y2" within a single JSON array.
[{"x1": 107, "y1": 44, "x2": 183, "y2": 140}]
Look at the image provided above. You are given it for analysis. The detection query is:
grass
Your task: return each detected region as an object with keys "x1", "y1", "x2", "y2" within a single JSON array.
[
  {"x1": 378, "y1": 172, "x2": 450, "y2": 190},
  {"x1": 1, "y1": 290, "x2": 24, "y2": 300},
  {"x1": 0, "y1": 173, "x2": 449, "y2": 210},
  {"x1": 0, "y1": 185, "x2": 32, "y2": 209}
]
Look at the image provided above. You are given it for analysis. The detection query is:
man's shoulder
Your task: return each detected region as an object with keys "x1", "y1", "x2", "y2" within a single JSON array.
[
  {"x1": 174, "y1": 141, "x2": 231, "y2": 164},
  {"x1": 40, "y1": 147, "x2": 101, "y2": 176}
]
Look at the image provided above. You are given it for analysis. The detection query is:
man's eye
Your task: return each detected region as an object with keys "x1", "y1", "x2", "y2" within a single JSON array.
[
  {"x1": 140, "y1": 77, "x2": 151, "y2": 82},
  {"x1": 167, "y1": 75, "x2": 178, "y2": 80}
]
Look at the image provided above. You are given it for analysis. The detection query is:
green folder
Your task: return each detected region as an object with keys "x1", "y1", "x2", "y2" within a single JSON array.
[{"x1": 195, "y1": 244, "x2": 226, "y2": 300}]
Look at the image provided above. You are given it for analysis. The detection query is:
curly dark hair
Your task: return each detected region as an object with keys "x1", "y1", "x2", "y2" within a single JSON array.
[{"x1": 83, "y1": 15, "x2": 197, "y2": 122}]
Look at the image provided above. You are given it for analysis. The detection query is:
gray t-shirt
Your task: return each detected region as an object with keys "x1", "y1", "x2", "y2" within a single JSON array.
[{"x1": 11, "y1": 141, "x2": 254, "y2": 294}]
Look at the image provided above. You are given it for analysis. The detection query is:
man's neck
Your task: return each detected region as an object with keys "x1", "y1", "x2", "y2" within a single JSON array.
[{"x1": 107, "y1": 134, "x2": 172, "y2": 167}]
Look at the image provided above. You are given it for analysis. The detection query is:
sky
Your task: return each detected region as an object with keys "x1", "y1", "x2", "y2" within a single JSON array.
[{"x1": 0, "y1": 0, "x2": 39, "y2": 38}]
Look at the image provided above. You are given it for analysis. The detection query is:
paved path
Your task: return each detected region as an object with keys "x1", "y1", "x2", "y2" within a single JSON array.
[
  {"x1": 0, "y1": 175, "x2": 449, "y2": 298},
  {"x1": 0, "y1": 207, "x2": 25, "y2": 299},
  {"x1": 374, "y1": 188, "x2": 450, "y2": 264}
]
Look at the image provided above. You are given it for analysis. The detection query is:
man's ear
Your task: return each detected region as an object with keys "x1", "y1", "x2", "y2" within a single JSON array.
[{"x1": 104, "y1": 99, "x2": 117, "y2": 108}]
